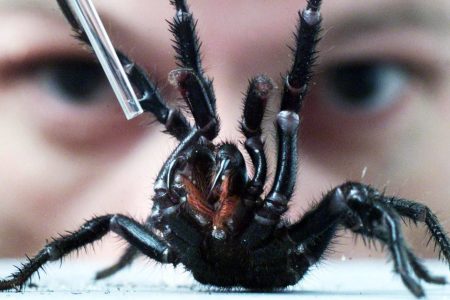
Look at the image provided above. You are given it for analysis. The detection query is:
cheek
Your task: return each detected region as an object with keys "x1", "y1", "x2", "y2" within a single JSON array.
[
  {"x1": 435, "y1": 72, "x2": 450, "y2": 115},
  {"x1": 0, "y1": 80, "x2": 152, "y2": 212}
]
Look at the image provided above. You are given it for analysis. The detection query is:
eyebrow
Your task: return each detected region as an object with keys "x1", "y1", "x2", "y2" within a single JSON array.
[
  {"x1": 0, "y1": 0, "x2": 57, "y2": 13},
  {"x1": 0, "y1": 0, "x2": 137, "y2": 42},
  {"x1": 325, "y1": 2, "x2": 450, "y2": 42}
]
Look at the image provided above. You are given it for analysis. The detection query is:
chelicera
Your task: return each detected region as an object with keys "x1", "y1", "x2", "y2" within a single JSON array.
[{"x1": 1, "y1": 0, "x2": 449, "y2": 298}]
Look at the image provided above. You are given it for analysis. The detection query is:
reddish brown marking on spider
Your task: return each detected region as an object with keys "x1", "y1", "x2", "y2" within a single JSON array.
[
  {"x1": 182, "y1": 174, "x2": 241, "y2": 234},
  {"x1": 182, "y1": 176, "x2": 213, "y2": 218},
  {"x1": 213, "y1": 176, "x2": 240, "y2": 231}
]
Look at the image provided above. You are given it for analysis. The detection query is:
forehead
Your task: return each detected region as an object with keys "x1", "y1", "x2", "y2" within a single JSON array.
[{"x1": 1, "y1": 0, "x2": 449, "y2": 29}]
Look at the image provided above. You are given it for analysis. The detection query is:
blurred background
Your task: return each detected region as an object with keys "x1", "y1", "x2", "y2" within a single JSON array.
[{"x1": 0, "y1": 0, "x2": 449, "y2": 262}]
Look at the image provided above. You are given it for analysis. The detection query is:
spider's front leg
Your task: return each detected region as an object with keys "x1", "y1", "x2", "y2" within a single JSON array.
[
  {"x1": 241, "y1": 0, "x2": 322, "y2": 248},
  {"x1": 288, "y1": 182, "x2": 450, "y2": 298},
  {"x1": 168, "y1": 0, "x2": 219, "y2": 140},
  {"x1": 57, "y1": 0, "x2": 193, "y2": 140}
]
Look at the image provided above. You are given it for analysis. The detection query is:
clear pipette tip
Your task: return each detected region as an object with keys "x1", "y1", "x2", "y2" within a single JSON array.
[{"x1": 67, "y1": 0, "x2": 143, "y2": 120}]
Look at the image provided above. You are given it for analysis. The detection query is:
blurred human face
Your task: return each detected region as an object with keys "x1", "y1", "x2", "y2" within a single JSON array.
[{"x1": 0, "y1": 0, "x2": 449, "y2": 258}]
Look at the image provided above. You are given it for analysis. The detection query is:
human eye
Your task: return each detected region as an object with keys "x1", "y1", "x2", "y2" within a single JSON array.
[
  {"x1": 32, "y1": 57, "x2": 108, "y2": 106},
  {"x1": 296, "y1": 5, "x2": 450, "y2": 173},
  {"x1": 4, "y1": 47, "x2": 133, "y2": 143},
  {"x1": 320, "y1": 60, "x2": 408, "y2": 114},
  {"x1": 302, "y1": 12, "x2": 447, "y2": 137},
  {"x1": 0, "y1": 12, "x2": 147, "y2": 148},
  {"x1": 303, "y1": 55, "x2": 423, "y2": 138}
]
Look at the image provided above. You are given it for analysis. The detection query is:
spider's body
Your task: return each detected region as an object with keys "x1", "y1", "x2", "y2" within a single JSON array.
[
  {"x1": 151, "y1": 138, "x2": 304, "y2": 289},
  {"x1": 1, "y1": 0, "x2": 449, "y2": 298}
]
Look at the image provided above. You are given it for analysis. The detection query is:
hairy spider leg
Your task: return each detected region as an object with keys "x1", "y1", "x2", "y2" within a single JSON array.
[
  {"x1": 168, "y1": 0, "x2": 219, "y2": 140},
  {"x1": 118, "y1": 53, "x2": 192, "y2": 140},
  {"x1": 405, "y1": 248, "x2": 447, "y2": 284},
  {"x1": 239, "y1": 76, "x2": 272, "y2": 204},
  {"x1": 0, "y1": 215, "x2": 177, "y2": 291},
  {"x1": 382, "y1": 197, "x2": 450, "y2": 263},
  {"x1": 56, "y1": 0, "x2": 193, "y2": 140},
  {"x1": 241, "y1": 0, "x2": 323, "y2": 248},
  {"x1": 286, "y1": 182, "x2": 450, "y2": 298}
]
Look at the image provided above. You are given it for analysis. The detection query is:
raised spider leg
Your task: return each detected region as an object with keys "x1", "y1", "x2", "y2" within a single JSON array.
[
  {"x1": 241, "y1": 0, "x2": 322, "y2": 248},
  {"x1": 168, "y1": 0, "x2": 219, "y2": 140},
  {"x1": 119, "y1": 53, "x2": 192, "y2": 140},
  {"x1": 240, "y1": 76, "x2": 273, "y2": 204},
  {"x1": 57, "y1": 0, "x2": 193, "y2": 140},
  {"x1": 287, "y1": 182, "x2": 450, "y2": 298},
  {"x1": 0, "y1": 215, "x2": 176, "y2": 291}
]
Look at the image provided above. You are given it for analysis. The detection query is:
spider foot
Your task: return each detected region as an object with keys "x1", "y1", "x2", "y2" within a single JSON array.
[
  {"x1": 95, "y1": 264, "x2": 123, "y2": 281},
  {"x1": 406, "y1": 250, "x2": 447, "y2": 285},
  {"x1": 0, "y1": 264, "x2": 34, "y2": 292},
  {"x1": 0, "y1": 278, "x2": 23, "y2": 292}
]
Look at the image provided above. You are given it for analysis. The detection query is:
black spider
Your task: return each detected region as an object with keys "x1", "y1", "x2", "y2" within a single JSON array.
[{"x1": 1, "y1": 0, "x2": 449, "y2": 298}]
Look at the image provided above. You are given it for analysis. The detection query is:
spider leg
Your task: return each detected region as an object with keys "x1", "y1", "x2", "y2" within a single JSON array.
[
  {"x1": 102, "y1": 192, "x2": 207, "y2": 277},
  {"x1": 95, "y1": 215, "x2": 153, "y2": 281},
  {"x1": 287, "y1": 182, "x2": 450, "y2": 298},
  {"x1": 240, "y1": 75, "x2": 273, "y2": 204},
  {"x1": 406, "y1": 248, "x2": 447, "y2": 284},
  {"x1": 119, "y1": 53, "x2": 192, "y2": 140},
  {"x1": 241, "y1": 0, "x2": 322, "y2": 248},
  {"x1": 381, "y1": 207, "x2": 428, "y2": 297},
  {"x1": 56, "y1": 0, "x2": 192, "y2": 140},
  {"x1": 168, "y1": 0, "x2": 219, "y2": 140},
  {"x1": 95, "y1": 245, "x2": 139, "y2": 280},
  {"x1": 382, "y1": 197, "x2": 450, "y2": 263},
  {"x1": 0, "y1": 215, "x2": 177, "y2": 291}
]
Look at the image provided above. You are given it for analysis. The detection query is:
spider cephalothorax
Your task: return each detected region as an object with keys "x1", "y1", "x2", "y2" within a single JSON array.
[{"x1": 1, "y1": 0, "x2": 449, "y2": 298}]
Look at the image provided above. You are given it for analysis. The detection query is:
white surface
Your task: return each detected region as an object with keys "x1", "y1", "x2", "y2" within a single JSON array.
[{"x1": 0, "y1": 259, "x2": 448, "y2": 299}]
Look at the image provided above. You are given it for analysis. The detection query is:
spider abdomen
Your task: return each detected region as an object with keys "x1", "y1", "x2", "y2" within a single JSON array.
[{"x1": 188, "y1": 237, "x2": 306, "y2": 289}]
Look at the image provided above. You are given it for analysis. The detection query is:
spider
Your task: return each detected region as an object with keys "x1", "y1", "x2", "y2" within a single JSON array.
[{"x1": 1, "y1": 0, "x2": 449, "y2": 298}]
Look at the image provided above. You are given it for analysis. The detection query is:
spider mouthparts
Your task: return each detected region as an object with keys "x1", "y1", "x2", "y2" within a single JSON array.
[
  {"x1": 208, "y1": 159, "x2": 231, "y2": 198},
  {"x1": 212, "y1": 226, "x2": 226, "y2": 240}
]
